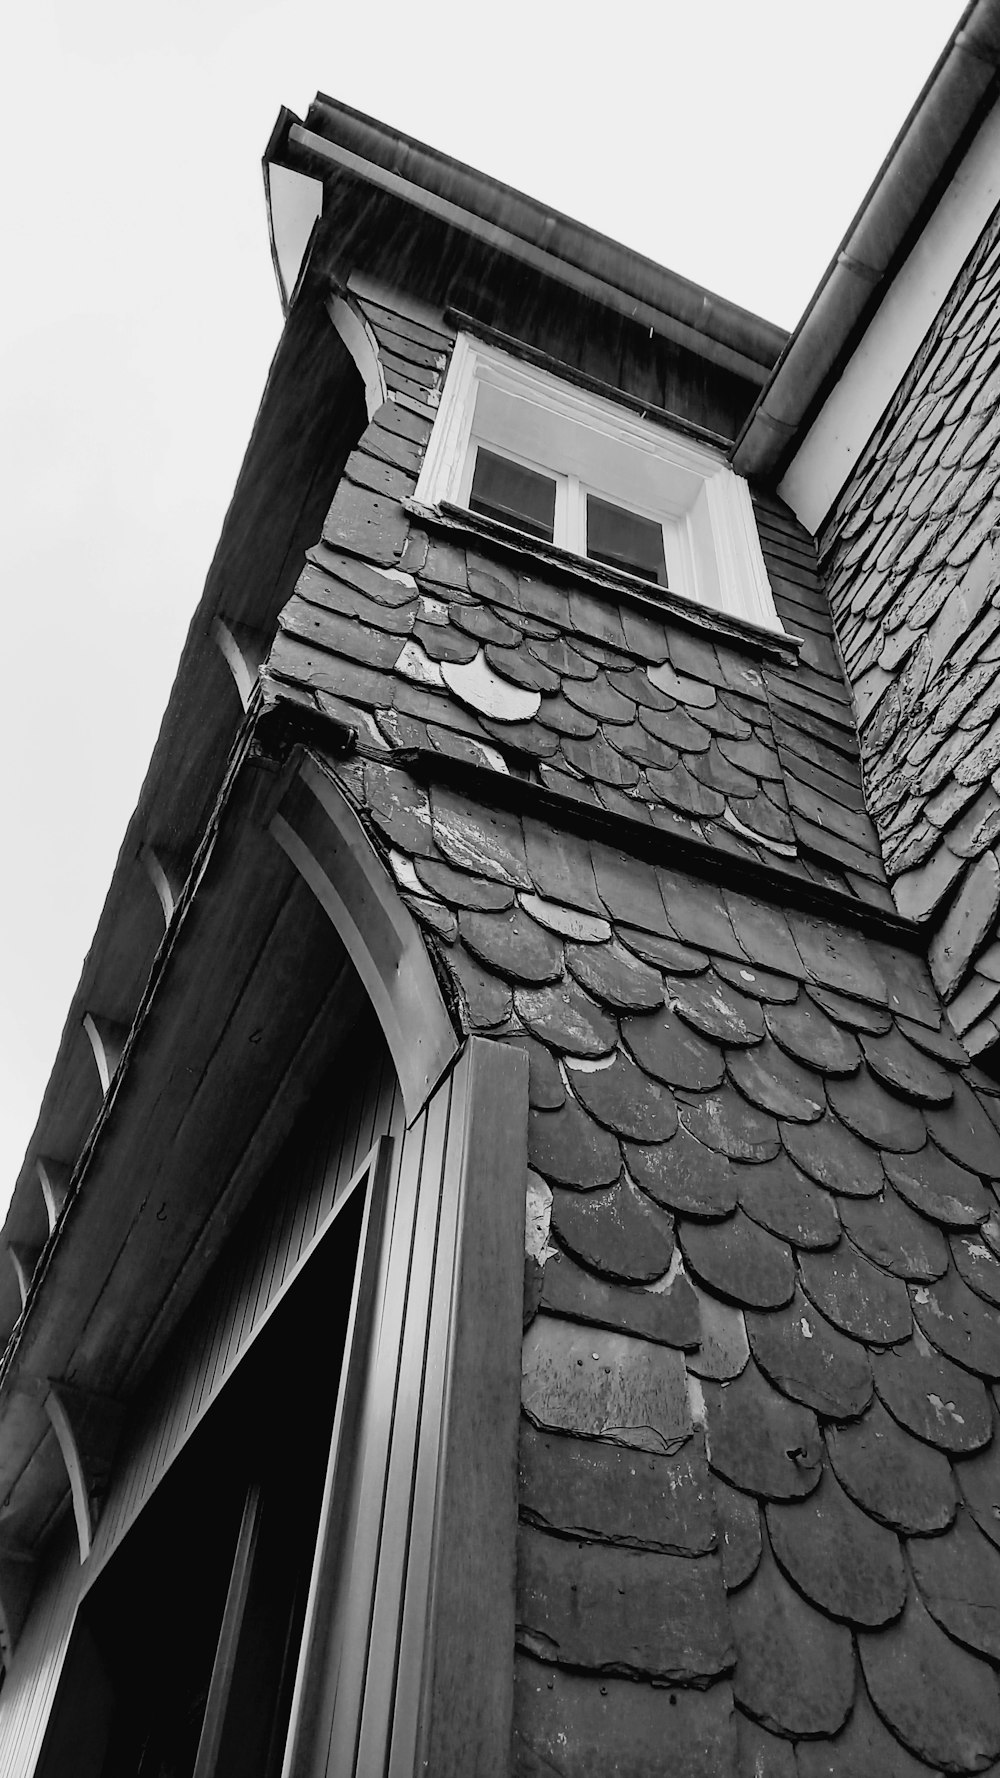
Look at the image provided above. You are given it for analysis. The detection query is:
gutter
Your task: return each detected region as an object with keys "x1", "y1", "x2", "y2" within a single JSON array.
[{"x1": 733, "y1": 0, "x2": 1000, "y2": 481}]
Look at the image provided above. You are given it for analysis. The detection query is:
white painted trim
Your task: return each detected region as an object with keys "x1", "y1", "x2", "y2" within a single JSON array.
[
  {"x1": 417, "y1": 334, "x2": 781, "y2": 629},
  {"x1": 780, "y1": 97, "x2": 1000, "y2": 534},
  {"x1": 266, "y1": 163, "x2": 323, "y2": 310},
  {"x1": 327, "y1": 295, "x2": 388, "y2": 422}
]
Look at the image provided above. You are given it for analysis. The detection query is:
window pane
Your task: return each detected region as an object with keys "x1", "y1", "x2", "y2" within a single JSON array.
[
  {"x1": 469, "y1": 447, "x2": 556, "y2": 542},
  {"x1": 586, "y1": 494, "x2": 667, "y2": 586}
]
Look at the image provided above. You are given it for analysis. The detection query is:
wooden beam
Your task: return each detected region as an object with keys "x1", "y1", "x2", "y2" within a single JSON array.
[{"x1": 45, "y1": 1383, "x2": 124, "y2": 1562}]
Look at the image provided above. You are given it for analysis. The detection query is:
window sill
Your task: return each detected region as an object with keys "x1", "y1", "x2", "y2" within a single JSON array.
[{"x1": 404, "y1": 499, "x2": 802, "y2": 664}]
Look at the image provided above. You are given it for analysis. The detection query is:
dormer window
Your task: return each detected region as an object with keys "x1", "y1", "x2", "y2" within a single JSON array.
[{"x1": 415, "y1": 333, "x2": 782, "y2": 632}]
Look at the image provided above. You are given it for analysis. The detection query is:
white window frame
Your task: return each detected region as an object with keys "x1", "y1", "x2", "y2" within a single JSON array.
[{"x1": 415, "y1": 333, "x2": 782, "y2": 631}]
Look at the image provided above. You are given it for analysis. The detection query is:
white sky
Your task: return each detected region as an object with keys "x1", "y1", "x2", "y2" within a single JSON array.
[{"x1": 0, "y1": 0, "x2": 966, "y2": 1215}]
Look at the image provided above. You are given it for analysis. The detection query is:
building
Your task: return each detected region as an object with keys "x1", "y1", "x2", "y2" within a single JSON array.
[{"x1": 3, "y1": 3, "x2": 1000, "y2": 1772}]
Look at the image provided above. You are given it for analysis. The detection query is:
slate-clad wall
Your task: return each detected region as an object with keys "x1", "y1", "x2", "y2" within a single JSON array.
[
  {"x1": 821, "y1": 205, "x2": 1000, "y2": 1054},
  {"x1": 267, "y1": 289, "x2": 1000, "y2": 1775}
]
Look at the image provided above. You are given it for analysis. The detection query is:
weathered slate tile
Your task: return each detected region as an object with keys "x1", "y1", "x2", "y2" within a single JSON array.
[
  {"x1": 640, "y1": 705, "x2": 713, "y2": 751},
  {"x1": 738, "y1": 1152, "x2": 841, "y2": 1249},
  {"x1": 859, "y1": 1589, "x2": 1000, "y2": 1774},
  {"x1": 528, "y1": 1100, "x2": 621, "y2": 1189},
  {"x1": 412, "y1": 853, "x2": 514, "y2": 909},
  {"x1": 680, "y1": 1212, "x2": 795, "y2": 1310},
  {"x1": 521, "y1": 1317, "x2": 692, "y2": 1454},
  {"x1": 458, "y1": 905, "x2": 564, "y2": 983},
  {"x1": 737, "y1": 1714, "x2": 797, "y2": 1776},
  {"x1": 909, "y1": 1507, "x2": 1000, "y2": 1661},
  {"x1": 540, "y1": 1249, "x2": 703, "y2": 1350},
  {"x1": 670, "y1": 973, "x2": 766, "y2": 1046},
  {"x1": 591, "y1": 843, "x2": 670, "y2": 933},
  {"x1": 516, "y1": 1523, "x2": 733, "y2": 1681},
  {"x1": 911, "y1": 1265, "x2": 1000, "y2": 1378},
  {"x1": 929, "y1": 849, "x2": 1000, "y2": 999},
  {"x1": 431, "y1": 785, "x2": 533, "y2": 886},
  {"x1": 713, "y1": 957, "x2": 799, "y2": 1004},
  {"x1": 806, "y1": 984, "x2": 893, "y2": 1033},
  {"x1": 516, "y1": 979, "x2": 617, "y2": 1057},
  {"x1": 728, "y1": 1039, "x2": 827, "y2": 1123},
  {"x1": 827, "y1": 1395, "x2": 958, "y2": 1535},
  {"x1": 648, "y1": 759, "x2": 725, "y2": 817},
  {"x1": 951, "y1": 1231, "x2": 1000, "y2": 1304},
  {"x1": 567, "y1": 1052, "x2": 677, "y2": 1143},
  {"x1": 747, "y1": 1288, "x2": 873, "y2": 1418},
  {"x1": 787, "y1": 915, "x2": 889, "y2": 1005},
  {"x1": 883, "y1": 1141, "x2": 992, "y2": 1226},
  {"x1": 529, "y1": 635, "x2": 599, "y2": 679},
  {"x1": 536, "y1": 691, "x2": 600, "y2": 738},
  {"x1": 565, "y1": 940, "x2": 663, "y2": 1011},
  {"x1": 623, "y1": 1005, "x2": 725, "y2": 1092},
  {"x1": 519, "y1": 896, "x2": 610, "y2": 944},
  {"x1": 552, "y1": 1176, "x2": 675, "y2": 1282},
  {"x1": 927, "y1": 1077, "x2": 1000, "y2": 1174},
  {"x1": 658, "y1": 869, "x2": 748, "y2": 958},
  {"x1": 767, "y1": 1465, "x2": 906, "y2": 1627},
  {"x1": 563, "y1": 669, "x2": 636, "y2": 723},
  {"x1": 827, "y1": 1068, "x2": 927, "y2": 1152},
  {"x1": 364, "y1": 759, "x2": 436, "y2": 855},
  {"x1": 795, "y1": 1683, "x2": 952, "y2": 1778},
  {"x1": 512, "y1": 1659, "x2": 737, "y2": 1778},
  {"x1": 860, "y1": 1027, "x2": 955, "y2": 1106},
  {"x1": 500, "y1": 1031, "x2": 565, "y2": 1109},
  {"x1": 873, "y1": 1328, "x2": 993, "y2": 1452},
  {"x1": 766, "y1": 997, "x2": 862, "y2": 1075},
  {"x1": 626, "y1": 1125, "x2": 739, "y2": 1219},
  {"x1": 518, "y1": 1421, "x2": 715, "y2": 1551},
  {"x1": 730, "y1": 1542, "x2": 855, "y2": 1738},
  {"x1": 678, "y1": 1087, "x2": 781, "y2": 1161},
  {"x1": 448, "y1": 944, "x2": 514, "y2": 1028},
  {"x1": 617, "y1": 927, "x2": 709, "y2": 973},
  {"x1": 955, "y1": 1418, "x2": 1000, "y2": 1548},
  {"x1": 687, "y1": 1284, "x2": 750, "y2": 1380},
  {"x1": 799, "y1": 1240, "x2": 912, "y2": 1344},
  {"x1": 840, "y1": 1187, "x2": 949, "y2": 1281},
  {"x1": 725, "y1": 893, "x2": 804, "y2": 977},
  {"x1": 715, "y1": 1480, "x2": 762, "y2": 1590},
  {"x1": 522, "y1": 818, "x2": 605, "y2": 913},
  {"x1": 703, "y1": 1360, "x2": 823, "y2": 1499},
  {"x1": 780, "y1": 1115, "x2": 886, "y2": 1197}
]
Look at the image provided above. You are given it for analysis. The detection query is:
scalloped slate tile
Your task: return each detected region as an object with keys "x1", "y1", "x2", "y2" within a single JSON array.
[
  {"x1": 737, "y1": 1153, "x2": 841, "y2": 1249},
  {"x1": 565, "y1": 940, "x2": 663, "y2": 1011},
  {"x1": 730, "y1": 1542, "x2": 855, "y2": 1738},
  {"x1": 539, "y1": 1250, "x2": 701, "y2": 1349},
  {"x1": 413, "y1": 853, "x2": 515, "y2": 908},
  {"x1": 860, "y1": 1027, "x2": 955, "y2": 1107},
  {"x1": 737, "y1": 1715, "x2": 796, "y2": 1777},
  {"x1": 766, "y1": 997, "x2": 862, "y2": 1075},
  {"x1": 840, "y1": 1187, "x2": 949, "y2": 1281},
  {"x1": 746, "y1": 1288, "x2": 873, "y2": 1418},
  {"x1": 725, "y1": 893, "x2": 804, "y2": 977},
  {"x1": 827, "y1": 1068, "x2": 927, "y2": 1152},
  {"x1": 501, "y1": 1030, "x2": 565, "y2": 1108},
  {"x1": 521, "y1": 1317, "x2": 692, "y2": 1454},
  {"x1": 563, "y1": 670, "x2": 636, "y2": 723},
  {"x1": 799, "y1": 1241, "x2": 912, "y2": 1344},
  {"x1": 956, "y1": 1420, "x2": 1000, "y2": 1549},
  {"x1": 952, "y1": 1232, "x2": 1000, "y2": 1305},
  {"x1": 625, "y1": 1125, "x2": 740, "y2": 1219},
  {"x1": 715, "y1": 1480, "x2": 762, "y2": 1590},
  {"x1": 827, "y1": 1396, "x2": 958, "y2": 1535},
  {"x1": 513, "y1": 1660, "x2": 737, "y2": 1778},
  {"x1": 670, "y1": 973, "x2": 767, "y2": 1046},
  {"x1": 528, "y1": 1099, "x2": 621, "y2": 1188},
  {"x1": 687, "y1": 1284, "x2": 750, "y2": 1380},
  {"x1": 520, "y1": 896, "x2": 610, "y2": 943},
  {"x1": 623, "y1": 1005, "x2": 726, "y2": 1091},
  {"x1": 898, "y1": 1011, "x2": 969, "y2": 1064},
  {"x1": 679, "y1": 1211, "x2": 795, "y2": 1309},
  {"x1": 780, "y1": 1115, "x2": 886, "y2": 1198},
  {"x1": 678, "y1": 1088, "x2": 781, "y2": 1161},
  {"x1": 617, "y1": 926, "x2": 709, "y2": 973},
  {"x1": 795, "y1": 1683, "x2": 951, "y2": 1778},
  {"x1": 873, "y1": 1330, "x2": 992, "y2": 1453},
  {"x1": 703, "y1": 1360, "x2": 823, "y2": 1499},
  {"x1": 883, "y1": 1142, "x2": 992, "y2": 1227},
  {"x1": 518, "y1": 1421, "x2": 716, "y2": 1552},
  {"x1": 449, "y1": 945, "x2": 514, "y2": 1027},
  {"x1": 458, "y1": 906, "x2": 564, "y2": 983},
  {"x1": 911, "y1": 1267, "x2": 1000, "y2": 1378},
  {"x1": 523, "y1": 819, "x2": 605, "y2": 913},
  {"x1": 789, "y1": 916, "x2": 888, "y2": 1005},
  {"x1": 591, "y1": 843, "x2": 670, "y2": 933},
  {"x1": 859, "y1": 1589, "x2": 1000, "y2": 1773},
  {"x1": 927, "y1": 1077, "x2": 1000, "y2": 1174},
  {"x1": 567, "y1": 1053, "x2": 678, "y2": 1143},
  {"x1": 659, "y1": 870, "x2": 748, "y2": 958},
  {"x1": 516, "y1": 1524, "x2": 733, "y2": 1681},
  {"x1": 552, "y1": 1176, "x2": 675, "y2": 1282},
  {"x1": 909, "y1": 1507, "x2": 1000, "y2": 1661},
  {"x1": 767, "y1": 1465, "x2": 905, "y2": 1628},
  {"x1": 431, "y1": 785, "x2": 533, "y2": 886},
  {"x1": 728, "y1": 1039, "x2": 827, "y2": 1123},
  {"x1": 713, "y1": 958, "x2": 799, "y2": 1004},
  {"x1": 516, "y1": 979, "x2": 617, "y2": 1057},
  {"x1": 806, "y1": 984, "x2": 893, "y2": 1034}
]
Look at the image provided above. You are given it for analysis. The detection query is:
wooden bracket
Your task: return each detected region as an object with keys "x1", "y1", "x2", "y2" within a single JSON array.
[
  {"x1": 46, "y1": 1383, "x2": 125, "y2": 1563},
  {"x1": 36, "y1": 1156, "x2": 71, "y2": 1234},
  {"x1": 140, "y1": 843, "x2": 186, "y2": 926},
  {"x1": 81, "y1": 1012, "x2": 129, "y2": 1096},
  {"x1": 213, "y1": 618, "x2": 267, "y2": 711},
  {"x1": 7, "y1": 1244, "x2": 40, "y2": 1312},
  {"x1": 0, "y1": 1551, "x2": 35, "y2": 1660}
]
